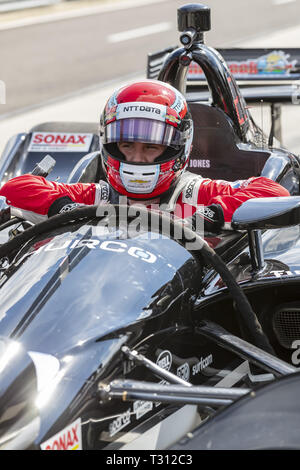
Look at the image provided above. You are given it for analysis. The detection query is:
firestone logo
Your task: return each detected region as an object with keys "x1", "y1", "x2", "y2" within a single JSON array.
[{"x1": 0, "y1": 80, "x2": 5, "y2": 104}]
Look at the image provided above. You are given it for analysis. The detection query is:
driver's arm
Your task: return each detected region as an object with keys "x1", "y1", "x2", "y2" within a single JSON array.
[
  {"x1": 0, "y1": 174, "x2": 109, "y2": 224},
  {"x1": 191, "y1": 176, "x2": 290, "y2": 233}
]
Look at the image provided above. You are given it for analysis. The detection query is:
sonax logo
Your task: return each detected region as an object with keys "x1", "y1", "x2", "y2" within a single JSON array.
[
  {"x1": 40, "y1": 418, "x2": 82, "y2": 450},
  {"x1": 29, "y1": 132, "x2": 93, "y2": 153}
]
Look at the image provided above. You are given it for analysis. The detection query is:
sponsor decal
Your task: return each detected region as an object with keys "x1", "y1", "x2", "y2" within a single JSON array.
[
  {"x1": 269, "y1": 269, "x2": 300, "y2": 278},
  {"x1": 129, "y1": 179, "x2": 149, "y2": 184},
  {"x1": 100, "y1": 181, "x2": 110, "y2": 203},
  {"x1": 133, "y1": 400, "x2": 153, "y2": 420},
  {"x1": 59, "y1": 203, "x2": 81, "y2": 213},
  {"x1": 214, "y1": 178, "x2": 252, "y2": 189},
  {"x1": 184, "y1": 179, "x2": 197, "y2": 199},
  {"x1": 117, "y1": 101, "x2": 166, "y2": 121},
  {"x1": 165, "y1": 113, "x2": 180, "y2": 125},
  {"x1": 176, "y1": 362, "x2": 190, "y2": 382},
  {"x1": 40, "y1": 418, "x2": 82, "y2": 450},
  {"x1": 106, "y1": 91, "x2": 118, "y2": 109},
  {"x1": 109, "y1": 408, "x2": 131, "y2": 437},
  {"x1": 227, "y1": 179, "x2": 245, "y2": 189},
  {"x1": 255, "y1": 50, "x2": 297, "y2": 76},
  {"x1": 187, "y1": 50, "x2": 298, "y2": 79},
  {"x1": 29, "y1": 238, "x2": 157, "y2": 263},
  {"x1": 29, "y1": 132, "x2": 93, "y2": 153},
  {"x1": 192, "y1": 354, "x2": 213, "y2": 376},
  {"x1": 105, "y1": 108, "x2": 117, "y2": 124},
  {"x1": 196, "y1": 206, "x2": 215, "y2": 222},
  {"x1": 171, "y1": 91, "x2": 185, "y2": 114},
  {"x1": 181, "y1": 177, "x2": 202, "y2": 206},
  {"x1": 156, "y1": 350, "x2": 172, "y2": 371},
  {"x1": 189, "y1": 159, "x2": 210, "y2": 169}
]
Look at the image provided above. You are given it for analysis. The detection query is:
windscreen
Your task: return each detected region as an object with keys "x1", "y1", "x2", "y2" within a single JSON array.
[{"x1": 0, "y1": 223, "x2": 193, "y2": 355}]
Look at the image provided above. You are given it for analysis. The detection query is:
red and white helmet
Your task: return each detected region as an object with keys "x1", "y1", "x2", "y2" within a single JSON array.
[{"x1": 100, "y1": 80, "x2": 193, "y2": 200}]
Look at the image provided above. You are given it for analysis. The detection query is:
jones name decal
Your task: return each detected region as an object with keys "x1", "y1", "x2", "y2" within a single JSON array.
[{"x1": 189, "y1": 159, "x2": 211, "y2": 169}]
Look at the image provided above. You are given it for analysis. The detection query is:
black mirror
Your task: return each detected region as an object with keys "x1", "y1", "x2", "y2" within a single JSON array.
[{"x1": 231, "y1": 196, "x2": 300, "y2": 230}]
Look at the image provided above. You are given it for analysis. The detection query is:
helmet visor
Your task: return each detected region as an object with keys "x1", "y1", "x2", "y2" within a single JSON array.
[{"x1": 103, "y1": 118, "x2": 185, "y2": 148}]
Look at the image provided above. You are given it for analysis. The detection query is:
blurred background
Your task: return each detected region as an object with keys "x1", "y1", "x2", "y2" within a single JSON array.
[{"x1": 0, "y1": 0, "x2": 300, "y2": 155}]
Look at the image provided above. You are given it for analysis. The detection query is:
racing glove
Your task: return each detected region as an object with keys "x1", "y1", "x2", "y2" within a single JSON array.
[
  {"x1": 192, "y1": 204, "x2": 225, "y2": 234},
  {"x1": 48, "y1": 196, "x2": 82, "y2": 217}
]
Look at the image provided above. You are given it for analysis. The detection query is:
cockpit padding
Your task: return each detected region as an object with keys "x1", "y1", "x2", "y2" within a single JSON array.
[{"x1": 188, "y1": 102, "x2": 270, "y2": 181}]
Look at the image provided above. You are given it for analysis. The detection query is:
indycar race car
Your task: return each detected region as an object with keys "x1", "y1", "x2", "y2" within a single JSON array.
[{"x1": 0, "y1": 3, "x2": 300, "y2": 451}]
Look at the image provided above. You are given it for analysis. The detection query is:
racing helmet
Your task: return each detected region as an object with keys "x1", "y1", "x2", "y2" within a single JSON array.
[{"x1": 99, "y1": 80, "x2": 193, "y2": 200}]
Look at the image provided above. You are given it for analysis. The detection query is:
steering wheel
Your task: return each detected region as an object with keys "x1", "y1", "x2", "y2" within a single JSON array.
[{"x1": 0, "y1": 204, "x2": 274, "y2": 354}]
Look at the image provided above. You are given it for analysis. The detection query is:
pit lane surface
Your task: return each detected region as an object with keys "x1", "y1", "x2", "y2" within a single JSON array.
[
  {"x1": 1, "y1": 0, "x2": 300, "y2": 116},
  {"x1": 0, "y1": 0, "x2": 300, "y2": 155}
]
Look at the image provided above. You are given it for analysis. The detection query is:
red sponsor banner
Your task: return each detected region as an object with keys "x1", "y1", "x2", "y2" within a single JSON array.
[
  {"x1": 29, "y1": 132, "x2": 93, "y2": 153},
  {"x1": 40, "y1": 418, "x2": 82, "y2": 450},
  {"x1": 187, "y1": 50, "x2": 297, "y2": 79}
]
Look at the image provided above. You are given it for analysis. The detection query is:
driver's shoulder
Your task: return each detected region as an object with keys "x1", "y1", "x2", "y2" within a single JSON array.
[
  {"x1": 179, "y1": 171, "x2": 205, "y2": 205},
  {"x1": 161, "y1": 172, "x2": 204, "y2": 211}
]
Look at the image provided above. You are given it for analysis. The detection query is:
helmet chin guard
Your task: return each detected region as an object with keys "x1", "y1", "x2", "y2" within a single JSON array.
[
  {"x1": 100, "y1": 80, "x2": 193, "y2": 199},
  {"x1": 119, "y1": 162, "x2": 160, "y2": 194}
]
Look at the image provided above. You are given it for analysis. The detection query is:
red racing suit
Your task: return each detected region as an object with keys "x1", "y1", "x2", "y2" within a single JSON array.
[{"x1": 0, "y1": 173, "x2": 290, "y2": 227}]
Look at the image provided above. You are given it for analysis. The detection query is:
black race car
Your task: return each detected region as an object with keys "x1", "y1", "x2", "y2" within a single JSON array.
[{"x1": 0, "y1": 3, "x2": 300, "y2": 451}]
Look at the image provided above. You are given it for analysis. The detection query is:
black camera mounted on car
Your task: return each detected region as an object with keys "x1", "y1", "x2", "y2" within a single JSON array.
[{"x1": 178, "y1": 3, "x2": 211, "y2": 48}]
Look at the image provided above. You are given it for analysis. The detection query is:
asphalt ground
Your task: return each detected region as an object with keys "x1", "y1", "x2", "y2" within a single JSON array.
[
  {"x1": 1, "y1": 0, "x2": 300, "y2": 116},
  {"x1": 0, "y1": 0, "x2": 300, "y2": 155}
]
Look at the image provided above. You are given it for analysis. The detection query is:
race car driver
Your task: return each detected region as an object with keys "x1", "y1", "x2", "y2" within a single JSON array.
[{"x1": 0, "y1": 80, "x2": 290, "y2": 233}]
